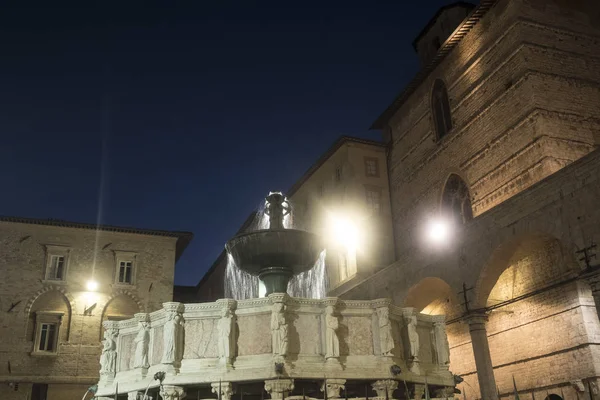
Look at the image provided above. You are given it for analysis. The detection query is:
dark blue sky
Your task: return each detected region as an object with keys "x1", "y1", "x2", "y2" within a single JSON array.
[{"x1": 0, "y1": 1, "x2": 471, "y2": 285}]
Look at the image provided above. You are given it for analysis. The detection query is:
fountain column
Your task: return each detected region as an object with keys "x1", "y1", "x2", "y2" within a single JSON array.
[
  {"x1": 322, "y1": 379, "x2": 346, "y2": 399},
  {"x1": 159, "y1": 385, "x2": 186, "y2": 400},
  {"x1": 265, "y1": 379, "x2": 294, "y2": 400},
  {"x1": 372, "y1": 380, "x2": 398, "y2": 399},
  {"x1": 212, "y1": 382, "x2": 235, "y2": 400}
]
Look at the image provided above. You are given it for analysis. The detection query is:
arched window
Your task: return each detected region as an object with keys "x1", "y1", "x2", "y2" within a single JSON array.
[
  {"x1": 441, "y1": 174, "x2": 472, "y2": 224},
  {"x1": 432, "y1": 79, "x2": 453, "y2": 140}
]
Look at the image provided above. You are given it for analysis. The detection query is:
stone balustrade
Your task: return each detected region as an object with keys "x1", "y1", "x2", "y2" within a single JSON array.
[{"x1": 95, "y1": 294, "x2": 453, "y2": 397}]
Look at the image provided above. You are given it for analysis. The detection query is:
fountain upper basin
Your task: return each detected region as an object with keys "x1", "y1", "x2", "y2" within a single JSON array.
[{"x1": 225, "y1": 229, "x2": 324, "y2": 294}]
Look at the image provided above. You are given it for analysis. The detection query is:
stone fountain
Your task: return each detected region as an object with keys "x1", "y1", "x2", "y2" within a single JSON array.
[{"x1": 94, "y1": 193, "x2": 455, "y2": 400}]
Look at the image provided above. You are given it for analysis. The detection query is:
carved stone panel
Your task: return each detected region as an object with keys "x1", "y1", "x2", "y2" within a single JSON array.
[
  {"x1": 417, "y1": 324, "x2": 433, "y2": 364},
  {"x1": 294, "y1": 313, "x2": 320, "y2": 355},
  {"x1": 341, "y1": 316, "x2": 373, "y2": 356},
  {"x1": 151, "y1": 326, "x2": 164, "y2": 365},
  {"x1": 237, "y1": 314, "x2": 271, "y2": 356},
  {"x1": 183, "y1": 318, "x2": 218, "y2": 359},
  {"x1": 119, "y1": 333, "x2": 135, "y2": 372}
]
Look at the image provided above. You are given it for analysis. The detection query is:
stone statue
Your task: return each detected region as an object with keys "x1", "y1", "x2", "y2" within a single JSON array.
[
  {"x1": 265, "y1": 192, "x2": 291, "y2": 230},
  {"x1": 133, "y1": 321, "x2": 150, "y2": 369},
  {"x1": 100, "y1": 329, "x2": 117, "y2": 376},
  {"x1": 271, "y1": 302, "x2": 288, "y2": 356},
  {"x1": 433, "y1": 321, "x2": 450, "y2": 368},
  {"x1": 325, "y1": 305, "x2": 340, "y2": 359},
  {"x1": 377, "y1": 307, "x2": 395, "y2": 356},
  {"x1": 218, "y1": 305, "x2": 236, "y2": 363},
  {"x1": 162, "y1": 309, "x2": 184, "y2": 365},
  {"x1": 404, "y1": 313, "x2": 420, "y2": 361}
]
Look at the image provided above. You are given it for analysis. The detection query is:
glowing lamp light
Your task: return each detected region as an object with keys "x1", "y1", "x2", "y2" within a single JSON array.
[
  {"x1": 330, "y1": 214, "x2": 359, "y2": 250},
  {"x1": 86, "y1": 280, "x2": 98, "y2": 292},
  {"x1": 426, "y1": 218, "x2": 451, "y2": 245}
]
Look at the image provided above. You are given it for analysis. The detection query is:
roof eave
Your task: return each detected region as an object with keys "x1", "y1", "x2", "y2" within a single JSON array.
[{"x1": 371, "y1": 0, "x2": 498, "y2": 130}]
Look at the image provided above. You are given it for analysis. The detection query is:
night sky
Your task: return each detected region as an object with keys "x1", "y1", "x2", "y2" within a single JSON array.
[{"x1": 0, "y1": 1, "x2": 473, "y2": 285}]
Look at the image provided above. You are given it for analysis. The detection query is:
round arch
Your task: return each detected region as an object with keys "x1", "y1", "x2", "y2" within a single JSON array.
[
  {"x1": 403, "y1": 277, "x2": 458, "y2": 316},
  {"x1": 473, "y1": 232, "x2": 578, "y2": 309},
  {"x1": 25, "y1": 287, "x2": 74, "y2": 341},
  {"x1": 98, "y1": 290, "x2": 143, "y2": 340}
]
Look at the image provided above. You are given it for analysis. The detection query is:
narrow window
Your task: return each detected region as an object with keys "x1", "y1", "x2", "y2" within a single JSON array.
[
  {"x1": 118, "y1": 261, "x2": 133, "y2": 284},
  {"x1": 364, "y1": 157, "x2": 379, "y2": 177},
  {"x1": 335, "y1": 166, "x2": 342, "y2": 183},
  {"x1": 442, "y1": 174, "x2": 473, "y2": 224},
  {"x1": 339, "y1": 251, "x2": 348, "y2": 282},
  {"x1": 365, "y1": 188, "x2": 382, "y2": 214},
  {"x1": 38, "y1": 323, "x2": 57, "y2": 351},
  {"x1": 48, "y1": 255, "x2": 65, "y2": 280},
  {"x1": 432, "y1": 79, "x2": 453, "y2": 140}
]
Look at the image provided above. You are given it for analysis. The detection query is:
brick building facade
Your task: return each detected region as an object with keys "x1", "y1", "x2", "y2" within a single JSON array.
[
  {"x1": 335, "y1": 0, "x2": 600, "y2": 399},
  {"x1": 0, "y1": 217, "x2": 191, "y2": 400}
]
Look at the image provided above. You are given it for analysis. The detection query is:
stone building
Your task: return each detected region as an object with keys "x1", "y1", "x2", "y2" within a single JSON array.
[
  {"x1": 0, "y1": 216, "x2": 191, "y2": 400},
  {"x1": 286, "y1": 136, "x2": 394, "y2": 292},
  {"x1": 336, "y1": 0, "x2": 600, "y2": 399}
]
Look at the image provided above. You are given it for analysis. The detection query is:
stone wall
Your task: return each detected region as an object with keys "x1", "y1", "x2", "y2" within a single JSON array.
[
  {"x1": 0, "y1": 220, "x2": 186, "y2": 400},
  {"x1": 384, "y1": 0, "x2": 600, "y2": 258}
]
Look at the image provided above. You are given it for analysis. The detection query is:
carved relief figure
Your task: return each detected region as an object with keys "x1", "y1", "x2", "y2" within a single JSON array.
[
  {"x1": 133, "y1": 321, "x2": 150, "y2": 369},
  {"x1": 405, "y1": 313, "x2": 420, "y2": 361},
  {"x1": 271, "y1": 302, "x2": 288, "y2": 356},
  {"x1": 100, "y1": 329, "x2": 117, "y2": 376},
  {"x1": 325, "y1": 305, "x2": 340, "y2": 359},
  {"x1": 218, "y1": 305, "x2": 236, "y2": 362},
  {"x1": 162, "y1": 310, "x2": 184, "y2": 364},
  {"x1": 377, "y1": 307, "x2": 395, "y2": 356},
  {"x1": 433, "y1": 321, "x2": 450, "y2": 367}
]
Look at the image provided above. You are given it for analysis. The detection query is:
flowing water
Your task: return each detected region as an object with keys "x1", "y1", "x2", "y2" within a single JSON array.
[
  {"x1": 224, "y1": 195, "x2": 327, "y2": 300},
  {"x1": 287, "y1": 250, "x2": 328, "y2": 299}
]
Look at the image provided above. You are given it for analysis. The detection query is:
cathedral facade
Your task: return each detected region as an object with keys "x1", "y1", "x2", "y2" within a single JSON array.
[{"x1": 338, "y1": 0, "x2": 600, "y2": 399}]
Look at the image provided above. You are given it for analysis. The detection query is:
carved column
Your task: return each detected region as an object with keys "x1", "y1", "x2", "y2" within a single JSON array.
[
  {"x1": 128, "y1": 392, "x2": 152, "y2": 400},
  {"x1": 133, "y1": 313, "x2": 151, "y2": 372},
  {"x1": 322, "y1": 379, "x2": 346, "y2": 399},
  {"x1": 216, "y1": 299, "x2": 237, "y2": 367},
  {"x1": 372, "y1": 380, "x2": 398, "y2": 399},
  {"x1": 99, "y1": 320, "x2": 119, "y2": 384},
  {"x1": 160, "y1": 385, "x2": 186, "y2": 400},
  {"x1": 432, "y1": 316, "x2": 450, "y2": 370},
  {"x1": 413, "y1": 384, "x2": 425, "y2": 400},
  {"x1": 402, "y1": 308, "x2": 420, "y2": 374},
  {"x1": 269, "y1": 294, "x2": 289, "y2": 361},
  {"x1": 465, "y1": 313, "x2": 498, "y2": 400},
  {"x1": 265, "y1": 378, "x2": 294, "y2": 400},
  {"x1": 324, "y1": 298, "x2": 341, "y2": 364},
  {"x1": 376, "y1": 304, "x2": 395, "y2": 357},
  {"x1": 211, "y1": 382, "x2": 235, "y2": 400},
  {"x1": 161, "y1": 302, "x2": 185, "y2": 371}
]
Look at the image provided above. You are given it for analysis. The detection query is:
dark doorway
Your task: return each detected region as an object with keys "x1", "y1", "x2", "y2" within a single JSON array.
[{"x1": 31, "y1": 383, "x2": 48, "y2": 400}]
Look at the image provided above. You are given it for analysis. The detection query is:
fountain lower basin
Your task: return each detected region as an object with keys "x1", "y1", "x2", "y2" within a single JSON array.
[{"x1": 225, "y1": 229, "x2": 323, "y2": 295}]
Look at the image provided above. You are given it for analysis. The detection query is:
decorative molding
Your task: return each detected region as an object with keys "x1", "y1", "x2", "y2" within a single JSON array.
[{"x1": 24, "y1": 285, "x2": 76, "y2": 341}]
